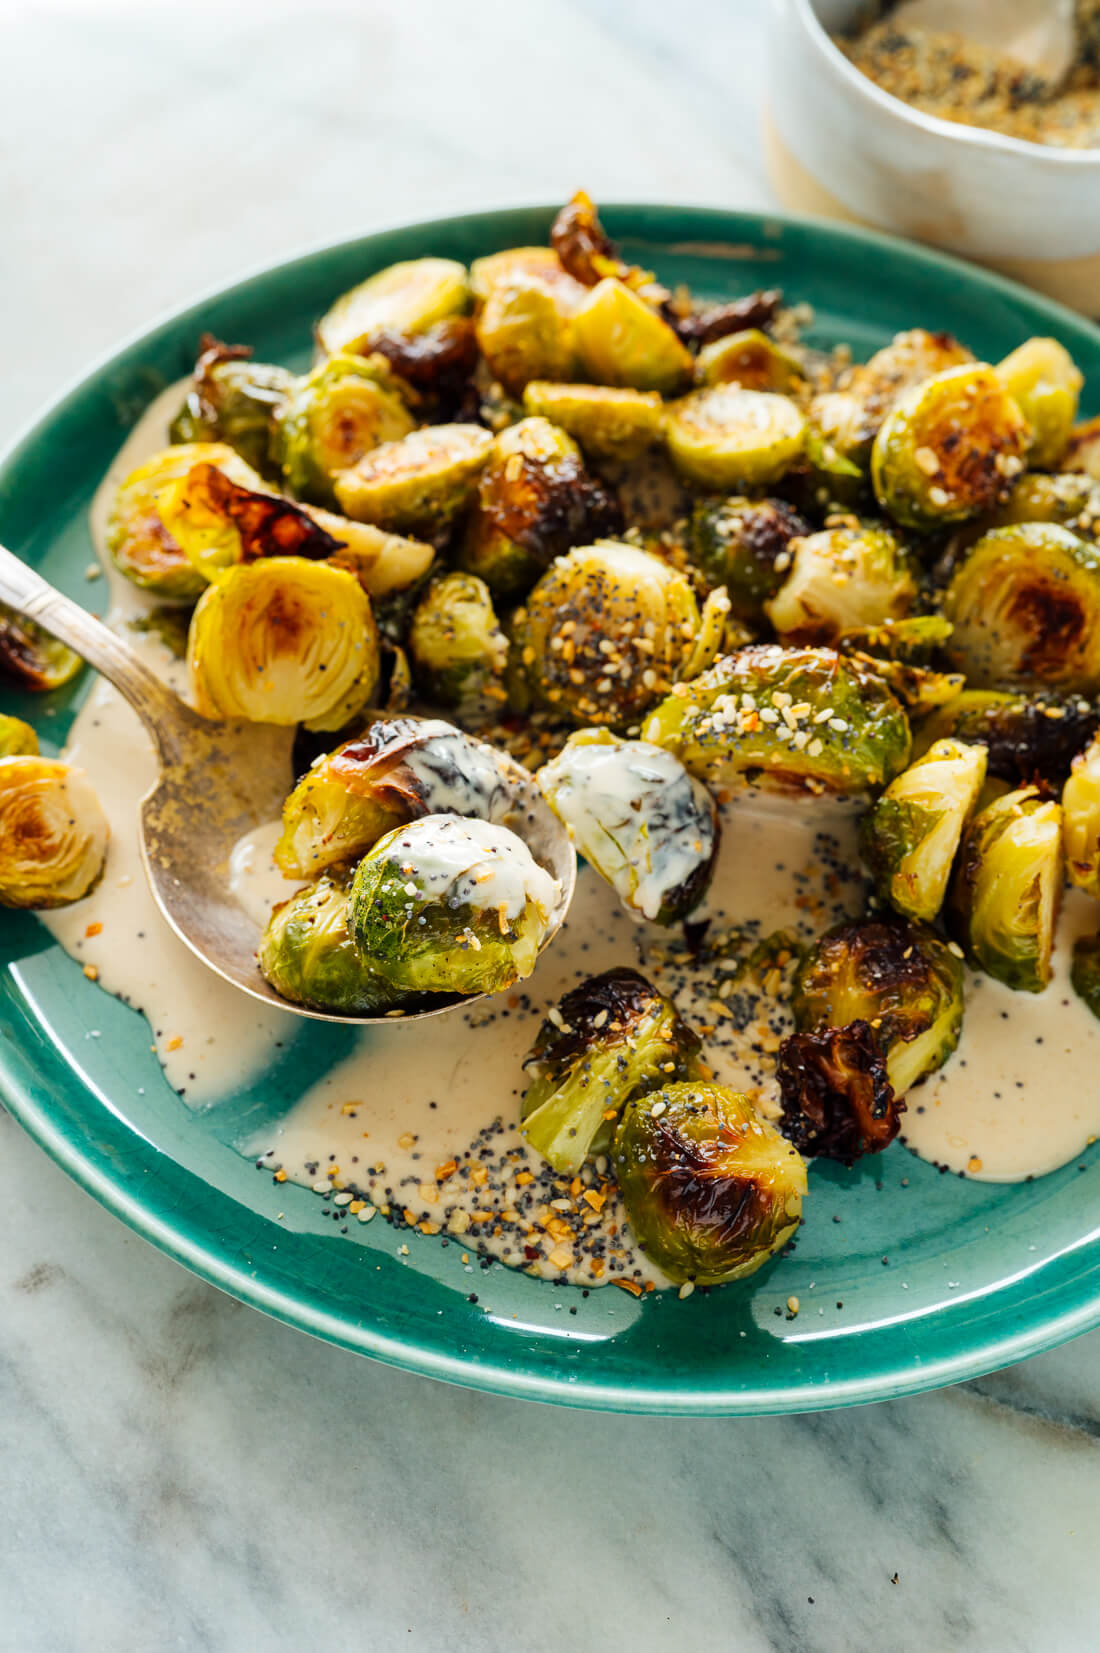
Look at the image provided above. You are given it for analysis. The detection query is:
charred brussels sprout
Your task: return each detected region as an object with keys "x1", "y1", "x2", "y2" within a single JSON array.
[
  {"x1": 871, "y1": 364, "x2": 1028, "y2": 530},
  {"x1": 0, "y1": 714, "x2": 38, "y2": 757},
  {"x1": 1063, "y1": 734, "x2": 1100, "y2": 896},
  {"x1": 105, "y1": 442, "x2": 264, "y2": 599},
  {"x1": 975, "y1": 471, "x2": 1100, "y2": 537},
  {"x1": 476, "y1": 277, "x2": 579, "y2": 394},
  {"x1": 459, "y1": 417, "x2": 620, "y2": 600},
  {"x1": 665, "y1": 387, "x2": 807, "y2": 489},
  {"x1": 612, "y1": 1082, "x2": 807, "y2": 1286},
  {"x1": 860, "y1": 738, "x2": 987, "y2": 922},
  {"x1": 259, "y1": 870, "x2": 397, "y2": 1016},
  {"x1": 316, "y1": 258, "x2": 470, "y2": 357},
  {"x1": 830, "y1": 328, "x2": 975, "y2": 461},
  {"x1": 842, "y1": 652, "x2": 963, "y2": 721},
  {"x1": 0, "y1": 757, "x2": 109, "y2": 909},
  {"x1": 333, "y1": 423, "x2": 493, "y2": 535},
  {"x1": 156, "y1": 461, "x2": 346, "y2": 582},
  {"x1": 538, "y1": 729, "x2": 718, "y2": 924},
  {"x1": 360, "y1": 319, "x2": 479, "y2": 421},
  {"x1": 840, "y1": 614, "x2": 955, "y2": 663},
  {"x1": 520, "y1": 968, "x2": 702, "y2": 1174},
  {"x1": 0, "y1": 606, "x2": 83, "y2": 693},
  {"x1": 550, "y1": 191, "x2": 662, "y2": 296},
  {"x1": 695, "y1": 328, "x2": 802, "y2": 392},
  {"x1": 1071, "y1": 933, "x2": 1100, "y2": 1021},
  {"x1": 995, "y1": 338, "x2": 1082, "y2": 469},
  {"x1": 521, "y1": 381, "x2": 664, "y2": 462},
  {"x1": 776, "y1": 1021, "x2": 903, "y2": 1164},
  {"x1": 792, "y1": 918, "x2": 964, "y2": 1094},
  {"x1": 643, "y1": 644, "x2": 911, "y2": 797},
  {"x1": 765, "y1": 524, "x2": 916, "y2": 644},
  {"x1": 689, "y1": 495, "x2": 810, "y2": 621},
  {"x1": 169, "y1": 338, "x2": 294, "y2": 477},
  {"x1": 948, "y1": 788, "x2": 1063, "y2": 992},
  {"x1": 188, "y1": 556, "x2": 378, "y2": 729},
  {"x1": 911, "y1": 687, "x2": 1100, "y2": 787},
  {"x1": 408, "y1": 572, "x2": 508, "y2": 719},
  {"x1": 347, "y1": 815, "x2": 558, "y2": 999},
  {"x1": 319, "y1": 516, "x2": 435, "y2": 598},
  {"x1": 942, "y1": 523, "x2": 1100, "y2": 694},
  {"x1": 511, "y1": 541, "x2": 726, "y2": 731},
  {"x1": 573, "y1": 278, "x2": 693, "y2": 395},
  {"x1": 277, "y1": 353, "x2": 414, "y2": 506}
]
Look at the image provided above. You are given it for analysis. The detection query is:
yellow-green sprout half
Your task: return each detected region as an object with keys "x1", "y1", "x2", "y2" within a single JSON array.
[
  {"x1": 830, "y1": 327, "x2": 975, "y2": 462},
  {"x1": 521, "y1": 381, "x2": 664, "y2": 462},
  {"x1": 1063, "y1": 733, "x2": 1100, "y2": 897},
  {"x1": 995, "y1": 337, "x2": 1083, "y2": 470},
  {"x1": 948, "y1": 787, "x2": 1064, "y2": 992},
  {"x1": 408, "y1": 571, "x2": 508, "y2": 720},
  {"x1": 105, "y1": 442, "x2": 265, "y2": 599},
  {"x1": 943, "y1": 523, "x2": 1100, "y2": 694},
  {"x1": 695, "y1": 328, "x2": 803, "y2": 392},
  {"x1": 0, "y1": 714, "x2": 38, "y2": 757},
  {"x1": 0, "y1": 606, "x2": 83, "y2": 694},
  {"x1": 0, "y1": 756, "x2": 109, "y2": 909},
  {"x1": 169, "y1": 340, "x2": 295, "y2": 478},
  {"x1": 259, "y1": 869, "x2": 397, "y2": 1015},
  {"x1": 475, "y1": 277, "x2": 580, "y2": 394},
  {"x1": 689, "y1": 495, "x2": 810, "y2": 621},
  {"x1": 277, "y1": 353, "x2": 414, "y2": 506},
  {"x1": 860, "y1": 737, "x2": 988, "y2": 922},
  {"x1": 572, "y1": 278, "x2": 694, "y2": 394},
  {"x1": 665, "y1": 387, "x2": 808, "y2": 489},
  {"x1": 333, "y1": 423, "x2": 493, "y2": 534},
  {"x1": 765, "y1": 523, "x2": 916, "y2": 644},
  {"x1": 188, "y1": 556, "x2": 378, "y2": 729},
  {"x1": 316, "y1": 257, "x2": 470, "y2": 356}
]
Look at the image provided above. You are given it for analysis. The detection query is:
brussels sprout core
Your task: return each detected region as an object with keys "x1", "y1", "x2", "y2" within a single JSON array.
[
  {"x1": 776, "y1": 1020, "x2": 903, "y2": 1164},
  {"x1": 0, "y1": 757, "x2": 109, "y2": 909}
]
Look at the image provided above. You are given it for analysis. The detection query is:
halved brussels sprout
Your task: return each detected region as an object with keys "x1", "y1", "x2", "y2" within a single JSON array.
[
  {"x1": 871, "y1": 364, "x2": 1029, "y2": 530},
  {"x1": 459, "y1": 416, "x2": 620, "y2": 600},
  {"x1": 510, "y1": 540, "x2": 726, "y2": 731},
  {"x1": 1071, "y1": 933, "x2": 1100, "y2": 1020},
  {"x1": 259, "y1": 870, "x2": 397, "y2": 1015},
  {"x1": 347, "y1": 814, "x2": 558, "y2": 999},
  {"x1": 520, "y1": 968, "x2": 702, "y2": 1174},
  {"x1": 943, "y1": 523, "x2": 1100, "y2": 693},
  {"x1": 105, "y1": 442, "x2": 265, "y2": 599},
  {"x1": 666, "y1": 386, "x2": 807, "y2": 490},
  {"x1": 469, "y1": 247, "x2": 585, "y2": 306},
  {"x1": 572, "y1": 279, "x2": 694, "y2": 395},
  {"x1": 408, "y1": 571, "x2": 508, "y2": 719},
  {"x1": 695, "y1": 328, "x2": 802, "y2": 391},
  {"x1": 0, "y1": 756, "x2": 109, "y2": 909},
  {"x1": 844, "y1": 651, "x2": 964, "y2": 720},
  {"x1": 475, "y1": 277, "x2": 578, "y2": 394},
  {"x1": 537, "y1": 728, "x2": 718, "y2": 924},
  {"x1": 169, "y1": 338, "x2": 295, "y2": 477},
  {"x1": 995, "y1": 337, "x2": 1082, "y2": 469},
  {"x1": 976, "y1": 471, "x2": 1100, "y2": 538},
  {"x1": 316, "y1": 258, "x2": 470, "y2": 356},
  {"x1": 912, "y1": 686, "x2": 1100, "y2": 786},
  {"x1": 360, "y1": 318, "x2": 479, "y2": 419},
  {"x1": 0, "y1": 714, "x2": 38, "y2": 757},
  {"x1": 156, "y1": 461, "x2": 346, "y2": 583},
  {"x1": 0, "y1": 605, "x2": 83, "y2": 693},
  {"x1": 792, "y1": 917, "x2": 964, "y2": 1094},
  {"x1": 830, "y1": 328, "x2": 975, "y2": 461},
  {"x1": 689, "y1": 495, "x2": 810, "y2": 620},
  {"x1": 188, "y1": 556, "x2": 378, "y2": 729},
  {"x1": 333, "y1": 423, "x2": 493, "y2": 534},
  {"x1": 643, "y1": 644, "x2": 911, "y2": 797},
  {"x1": 776, "y1": 1020, "x2": 903, "y2": 1164},
  {"x1": 948, "y1": 787, "x2": 1064, "y2": 992},
  {"x1": 765, "y1": 523, "x2": 917, "y2": 644},
  {"x1": 612, "y1": 1081, "x2": 807, "y2": 1286},
  {"x1": 521, "y1": 381, "x2": 664, "y2": 462},
  {"x1": 277, "y1": 353, "x2": 414, "y2": 506},
  {"x1": 860, "y1": 737, "x2": 988, "y2": 922},
  {"x1": 1062, "y1": 733, "x2": 1100, "y2": 897}
]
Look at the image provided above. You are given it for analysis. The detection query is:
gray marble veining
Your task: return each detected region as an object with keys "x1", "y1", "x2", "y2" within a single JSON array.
[{"x1": 2, "y1": 2, "x2": 1099, "y2": 1648}]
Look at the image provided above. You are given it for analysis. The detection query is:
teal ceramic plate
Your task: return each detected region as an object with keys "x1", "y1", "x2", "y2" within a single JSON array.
[{"x1": 3, "y1": 206, "x2": 1100, "y2": 1414}]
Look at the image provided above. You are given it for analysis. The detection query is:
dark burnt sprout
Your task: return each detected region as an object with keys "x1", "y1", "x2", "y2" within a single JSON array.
[{"x1": 776, "y1": 1020, "x2": 904, "y2": 1164}]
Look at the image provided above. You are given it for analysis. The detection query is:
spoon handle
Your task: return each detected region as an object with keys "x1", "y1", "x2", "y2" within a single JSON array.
[{"x1": 0, "y1": 543, "x2": 195, "y2": 761}]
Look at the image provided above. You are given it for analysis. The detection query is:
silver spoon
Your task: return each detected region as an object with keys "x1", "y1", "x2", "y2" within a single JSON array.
[
  {"x1": 0, "y1": 545, "x2": 576, "y2": 1024},
  {"x1": 887, "y1": 0, "x2": 1077, "y2": 84}
]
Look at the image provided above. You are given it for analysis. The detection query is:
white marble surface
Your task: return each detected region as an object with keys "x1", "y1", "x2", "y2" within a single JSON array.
[{"x1": 2, "y1": 1, "x2": 1100, "y2": 1648}]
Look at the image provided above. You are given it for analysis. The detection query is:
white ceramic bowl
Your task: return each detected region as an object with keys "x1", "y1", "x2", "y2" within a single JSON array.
[{"x1": 766, "y1": 0, "x2": 1100, "y2": 311}]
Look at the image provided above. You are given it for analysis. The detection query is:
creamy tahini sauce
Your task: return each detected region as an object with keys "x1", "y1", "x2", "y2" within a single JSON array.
[{"x1": 375, "y1": 814, "x2": 559, "y2": 919}]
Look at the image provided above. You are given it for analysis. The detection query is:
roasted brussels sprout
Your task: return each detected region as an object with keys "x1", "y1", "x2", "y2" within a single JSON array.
[
  {"x1": 156, "y1": 460, "x2": 345, "y2": 582},
  {"x1": 0, "y1": 714, "x2": 38, "y2": 758},
  {"x1": 860, "y1": 737, "x2": 988, "y2": 922},
  {"x1": 475, "y1": 277, "x2": 578, "y2": 395},
  {"x1": 948, "y1": 787, "x2": 1063, "y2": 992},
  {"x1": 318, "y1": 516, "x2": 436, "y2": 598},
  {"x1": 333, "y1": 423, "x2": 493, "y2": 535},
  {"x1": 1063, "y1": 733, "x2": 1100, "y2": 896},
  {"x1": 520, "y1": 968, "x2": 702, "y2": 1173},
  {"x1": 664, "y1": 289, "x2": 783, "y2": 352},
  {"x1": 169, "y1": 337, "x2": 295, "y2": 477},
  {"x1": 943, "y1": 523, "x2": 1100, "y2": 694},
  {"x1": 847, "y1": 654, "x2": 963, "y2": 721},
  {"x1": 830, "y1": 328, "x2": 975, "y2": 461},
  {"x1": 469, "y1": 246, "x2": 585, "y2": 307},
  {"x1": 995, "y1": 337, "x2": 1082, "y2": 470},
  {"x1": 188, "y1": 556, "x2": 378, "y2": 729},
  {"x1": 643, "y1": 644, "x2": 911, "y2": 797},
  {"x1": 695, "y1": 328, "x2": 802, "y2": 392},
  {"x1": 550, "y1": 191, "x2": 661, "y2": 297},
  {"x1": 537, "y1": 729, "x2": 718, "y2": 924},
  {"x1": 793, "y1": 918, "x2": 964, "y2": 1094},
  {"x1": 611, "y1": 1082, "x2": 807, "y2": 1286},
  {"x1": 316, "y1": 258, "x2": 470, "y2": 356},
  {"x1": 521, "y1": 381, "x2": 664, "y2": 462},
  {"x1": 912, "y1": 687, "x2": 1100, "y2": 787},
  {"x1": 347, "y1": 814, "x2": 558, "y2": 999},
  {"x1": 105, "y1": 442, "x2": 265, "y2": 599},
  {"x1": 259, "y1": 870, "x2": 397, "y2": 1015},
  {"x1": 839, "y1": 614, "x2": 955, "y2": 663},
  {"x1": 510, "y1": 541, "x2": 726, "y2": 731},
  {"x1": 765, "y1": 523, "x2": 917, "y2": 643},
  {"x1": 407, "y1": 571, "x2": 508, "y2": 719},
  {"x1": 277, "y1": 353, "x2": 414, "y2": 505},
  {"x1": 665, "y1": 387, "x2": 807, "y2": 489},
  {"x1": 459, "y1": 416, "x2": 620, "y2": 600},
  {"x1": 689, "y1": 495, "x2": 810, "y2": 621},
  {"x1": 975, "y1": 470, "x2": 1100, "y2": 537},
  {"x1": 776, "y1": 1021, "x2": 903, "y2": 1164},
  {"x1": 359, "y1": 318, "x2": 479, "y2": 419},
  {"x1": 0, "y1": 756, "x2": 109, "y2": 909},
  {"x1": 871, "y1": 364, "x2": 1029, "y2": 530},
  {"x1": 0, "y1": 605, "x2": 83, "y2": 693},
  {"x1": 573, "y1": 279, "x2": 694, "y2": 395},
  {"x1": 1071, "y1": 933, "x2": 1100, "y2": 1021}
]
